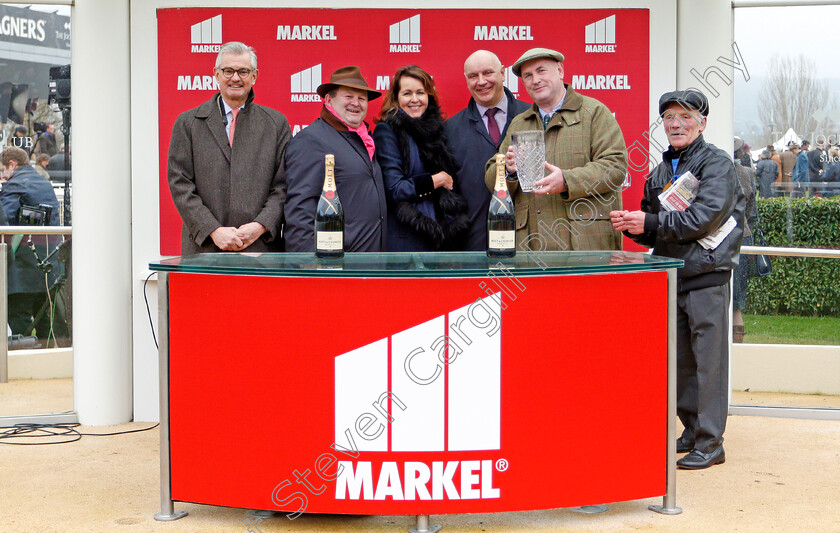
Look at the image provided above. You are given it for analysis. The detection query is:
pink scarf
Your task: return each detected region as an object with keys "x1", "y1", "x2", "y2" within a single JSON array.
[{"x1": 324, "y1": 103, "x2": 375, "y2": 160}]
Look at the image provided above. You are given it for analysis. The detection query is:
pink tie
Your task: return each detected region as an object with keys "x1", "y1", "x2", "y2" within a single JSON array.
[{"x1": 228, "y1": 108, "x2": 239, "y2": 147}]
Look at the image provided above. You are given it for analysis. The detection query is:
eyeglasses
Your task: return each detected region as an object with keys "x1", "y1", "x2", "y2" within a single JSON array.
[{"x1": 218, "y1": 67, "x2": 253, "y2": 79}]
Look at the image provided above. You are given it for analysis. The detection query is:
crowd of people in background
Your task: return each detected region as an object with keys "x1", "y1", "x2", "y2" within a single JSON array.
[
  {"x1": 1, "y1": 121, "x2": 69, "y2": 184},
  {"x1": 736, "y1": 134, "x2": 840, "y2": 197}
]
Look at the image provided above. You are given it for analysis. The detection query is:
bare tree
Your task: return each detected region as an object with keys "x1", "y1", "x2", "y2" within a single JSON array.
[{"x1": 758, "y1": 54, "x2": 837, "y2": 146}]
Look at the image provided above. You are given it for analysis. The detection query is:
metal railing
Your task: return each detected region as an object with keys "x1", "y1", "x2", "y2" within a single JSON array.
[
  {"x1": 740, "y1": 245, "x2": 840, "y2": 258},
  {"x1": 0, "y1": 226, "x2": 71, "y2": 384},
  {"x1": 734, "y1": 244, "x2": 840, "y2": 420}
]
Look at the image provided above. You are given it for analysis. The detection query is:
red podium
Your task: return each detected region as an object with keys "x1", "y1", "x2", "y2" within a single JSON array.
[{"x1": 150, "y1": 251, "x2": 683, "y2": 528}]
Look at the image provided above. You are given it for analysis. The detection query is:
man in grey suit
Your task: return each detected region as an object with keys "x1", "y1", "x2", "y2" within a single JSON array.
[{"x1": 167, "y1": 41, "x2": 291, "y2": 254}]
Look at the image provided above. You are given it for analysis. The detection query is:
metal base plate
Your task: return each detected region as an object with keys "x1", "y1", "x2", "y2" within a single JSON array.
[
  {"x1": 649, "y1": 504, "x2": 683, "y2": 515},
  {"x1": 154, "y1": 510, "x2": 188, "y2": 521},
  {"x1": 409, "y1": 526, "x2": 441, "y2": 533},
  {"x1": 246, "y1": 509, "x2": 282, "y2": 518},
  {"x1": 571, "y1": 505, "x2": 608, "y2": 514}
]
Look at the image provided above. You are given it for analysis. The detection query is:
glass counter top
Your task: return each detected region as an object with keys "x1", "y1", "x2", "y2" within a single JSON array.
[{"x1": 150, "y1": 251, "x2": 682, "y2": 278}]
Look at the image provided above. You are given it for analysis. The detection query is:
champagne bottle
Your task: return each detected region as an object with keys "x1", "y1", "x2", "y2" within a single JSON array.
[
  {"x1": 315, "y1": 154, "x2": 344, "y2": 258},
  {"x1": 487, "y1": 153, "x2": 515, "y2": 258}
]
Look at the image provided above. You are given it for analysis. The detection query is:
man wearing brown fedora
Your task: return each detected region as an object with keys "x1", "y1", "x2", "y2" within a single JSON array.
[{"x1": 285, "y1": 66, "x2": 387, "y2": 252}]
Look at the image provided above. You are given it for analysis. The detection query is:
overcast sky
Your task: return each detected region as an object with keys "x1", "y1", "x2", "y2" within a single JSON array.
[{"x1": 735, "y1": 5, "x2": 840, "y2": 79}]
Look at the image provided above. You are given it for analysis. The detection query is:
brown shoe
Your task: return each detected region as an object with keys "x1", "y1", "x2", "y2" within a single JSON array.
[{"x1": 733, "y1": 325, "x2": 745, "y2": 343}]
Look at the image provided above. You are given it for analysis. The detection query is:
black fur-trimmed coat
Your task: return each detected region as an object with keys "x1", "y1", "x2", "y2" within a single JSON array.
[{"x1": 373, "y1": 105, "x2": 469, "y2": 251}]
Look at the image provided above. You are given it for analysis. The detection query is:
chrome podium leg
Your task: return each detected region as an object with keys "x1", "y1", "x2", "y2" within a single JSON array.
[
  {"x1": 650, "y1": 268, "x2": 683, "y2": 515},
  {"x1": 154, "y1": 273, "x2": 188, "y2": 521},
  {"x1": 409, "y1": 514, "x2": 441, "y2": 532}
]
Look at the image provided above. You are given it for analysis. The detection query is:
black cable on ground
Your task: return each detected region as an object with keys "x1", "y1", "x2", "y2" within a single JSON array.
[
  {"x1": 143, "y1": 271, "x2": 158, "y2": 349},
  {"x1": 0, "y1": 422, "x2": 159, "y2": 445}
]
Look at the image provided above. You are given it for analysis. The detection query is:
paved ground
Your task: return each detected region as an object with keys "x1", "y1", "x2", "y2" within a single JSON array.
[{"x1": 2, "y1": 380, "x2": 839, "y2": 532}]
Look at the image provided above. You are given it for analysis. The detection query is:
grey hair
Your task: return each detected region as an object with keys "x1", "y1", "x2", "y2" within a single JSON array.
[{"x1": 215, "y1": 41, "x2": 257, "y2": 70}]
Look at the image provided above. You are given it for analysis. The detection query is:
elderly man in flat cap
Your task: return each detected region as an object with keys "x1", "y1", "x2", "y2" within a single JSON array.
[
  {"x1": 611, "y1": 89, "x2": 745, "y2": 470},
  {"x1": 284, "y1": 66, "x2": 387, "y2": 252},
  {"x1": 484, "y1": 47, "x2": 627, "y2": 252}
]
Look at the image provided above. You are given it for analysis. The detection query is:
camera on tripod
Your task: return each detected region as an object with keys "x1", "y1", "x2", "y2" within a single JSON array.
[
  {"x1": 48, "y1": 64, "x2": 71, "y2": 109},
  {"x1": 18, "y1": 204, "x2": 53, "y2": 226}
]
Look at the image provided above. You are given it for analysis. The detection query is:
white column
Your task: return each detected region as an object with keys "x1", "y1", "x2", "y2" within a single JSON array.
[
  {"x1": 676, "y1": 0, "x2": 737, "y2": 151},
  {"x1": 72, "y1": 0, "x2": 133, "y2": 425}
]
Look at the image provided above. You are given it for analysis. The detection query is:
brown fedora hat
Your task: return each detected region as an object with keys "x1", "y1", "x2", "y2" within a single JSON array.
[{"x1": 316, "y1": 65, "x2": 381, "y2": 100}]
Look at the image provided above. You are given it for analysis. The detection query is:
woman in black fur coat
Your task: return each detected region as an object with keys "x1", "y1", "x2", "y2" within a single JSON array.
[{"x1": 373, "y1": 65, "x2": 469, "y2": 251}]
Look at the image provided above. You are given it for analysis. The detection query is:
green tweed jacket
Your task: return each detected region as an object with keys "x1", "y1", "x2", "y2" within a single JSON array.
[{"x1": 485, "y1": 85, "x2": 627, "y2": 252}]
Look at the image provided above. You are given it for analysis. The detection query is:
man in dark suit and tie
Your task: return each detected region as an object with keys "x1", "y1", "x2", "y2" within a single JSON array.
[
  {"x1": 167, "y1": 41, "x2": 291, "y2": 254},
  {"x1": 446, "y1": 50, "x2": 529, "y2": 251}
]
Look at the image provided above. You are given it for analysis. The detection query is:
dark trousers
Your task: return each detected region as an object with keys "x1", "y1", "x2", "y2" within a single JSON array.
[
  {"x1": 676, "y1": 282, "x2": 730, "y2": 453},
  {"x1": 8, "y1": 292, "x2": 70, "y2": 345}
]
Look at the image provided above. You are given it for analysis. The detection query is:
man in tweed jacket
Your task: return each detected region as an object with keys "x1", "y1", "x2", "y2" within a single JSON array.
[
  {"x1": 168, "y1": 42, "x2": 291, "y2": 254},
  {"x1": 485, "y1": 48, "x2": 627, "y2": 251}
]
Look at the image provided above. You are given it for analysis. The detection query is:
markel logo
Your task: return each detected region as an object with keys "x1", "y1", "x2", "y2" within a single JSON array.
[
  {"x1": 376, "y1": 75, "x2": 391, "y2": 92},
  {"x1": 190, "y1": 14, "x2": 222, "y2": 53},
  {"x1": 277, "y1": 24, "x2": 336, "y2": 40},
  {"x1": 584, "y1": 14, "x2": 616, "y2": 53},
  {"x1": 290, "y1": 64, "x2": 322, "y2": 103},
  {"x1": 571, "y1": 74, "x2": 631, "y2": 90},
  {"x1": 176, "y1": 75, "x2": 219, "y2": 91},
  {"x1": 474, "y1": 25, "x2": 533, "y2": 41},
  {"x1": 334, "y1": 293, "x2": 503, "y2": 501},
  {"x1": 389, "y1": 15, "x2": 420, "y2": 53}
]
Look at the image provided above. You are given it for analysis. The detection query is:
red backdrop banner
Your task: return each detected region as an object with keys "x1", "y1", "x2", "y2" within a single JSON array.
[{"x1": 158, "y1": 8, "x2": 650, "y2": 255}]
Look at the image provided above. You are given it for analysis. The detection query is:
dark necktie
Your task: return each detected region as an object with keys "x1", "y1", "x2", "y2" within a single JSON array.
[
  {"x1": 485, "y1": 107, "x2": 501, "y2": 146},
  {"x1": 542, "y1": 113, "x2": 551, "y2": 130}
]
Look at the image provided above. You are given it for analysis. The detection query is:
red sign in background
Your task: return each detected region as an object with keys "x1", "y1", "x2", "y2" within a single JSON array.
[
  {"x1": 168, "y1": 270, "x2": 667, "y2": 514},
  {"x1": 157, "y1": 8, "x2": 650, "y2": 255}
]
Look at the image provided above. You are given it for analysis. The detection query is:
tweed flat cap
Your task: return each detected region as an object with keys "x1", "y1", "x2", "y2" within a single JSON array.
[
  {"x1": 658, "y1": 89, "x2": 709, "y2": 117},
  {"x1": 511, "y1": 47, "x2": 565, "y2": 77}
]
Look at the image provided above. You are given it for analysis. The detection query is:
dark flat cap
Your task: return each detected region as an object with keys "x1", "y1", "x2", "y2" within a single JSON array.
[
  {"x1": 658, "y1": 89, "x2": 709, "y2": 117},
  {"x1": 511, "y1": 47, "x2": 565, "y2": 77}
]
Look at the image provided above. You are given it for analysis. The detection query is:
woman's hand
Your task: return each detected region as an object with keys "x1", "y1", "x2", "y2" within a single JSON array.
[{"x1": 432, "y1": 171, "x2": 454, "y2": 190}]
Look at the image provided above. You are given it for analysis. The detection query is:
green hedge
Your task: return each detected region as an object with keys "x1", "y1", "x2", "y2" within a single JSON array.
[{"x1": 745, "y1": 196, "x2": 840, "y2": 316}]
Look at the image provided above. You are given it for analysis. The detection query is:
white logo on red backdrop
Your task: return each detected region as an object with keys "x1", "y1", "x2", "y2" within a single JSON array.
[
  {"x1": 571, "y1": 73, "x2": 631, "y2": 90},
  {"x1": 176, "y1": 74, "x2": 219, "y2": 92},
  {"x1": 584, "y1": 14, "x2": 616, "y2": 53},
  {"x1": 389, "y1": 15, "x2": 421, "y2": 52},
  {"x1": 190, "y1": 14, "x2": 221, "y2": 53},
  {"x1": 473, "y1": 25, "x2": 534, "y2": 41},
  {"x1": 276, "y1": 25, "x2": 337, "y2": 40},
  {"x1": 290, "y1": 64, "x2": 322, "y2": 103},
  {"x1": 334, "y1": 293, "x2": 501, "y2": 453}
]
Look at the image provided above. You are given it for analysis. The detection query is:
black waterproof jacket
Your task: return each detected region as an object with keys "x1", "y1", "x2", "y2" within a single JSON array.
[{"x1": 626, "y1": 135, "x2": 745, "y2": 292}]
